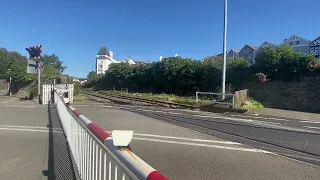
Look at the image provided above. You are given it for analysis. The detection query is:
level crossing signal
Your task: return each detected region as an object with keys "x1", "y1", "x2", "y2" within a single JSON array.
[{"x1": 26, "y1": 45, "x2": 42, "y2": 59}]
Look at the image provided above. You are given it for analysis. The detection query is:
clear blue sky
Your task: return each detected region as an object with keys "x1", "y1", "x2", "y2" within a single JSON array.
[{"x1": 0, "y1": 0, "x2": 319, "y2": 78}]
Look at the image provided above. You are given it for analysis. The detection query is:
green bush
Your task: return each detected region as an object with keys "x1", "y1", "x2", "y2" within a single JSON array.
[
  {"x1": 29, "y1": 87, "x2": 38, "y2": 100},
  {"x1": 74, "y1": 83, "x2": 79, "y2": 96},
  {"x1": 241, "y1": 98, "x2": 264, "y2": 109}
]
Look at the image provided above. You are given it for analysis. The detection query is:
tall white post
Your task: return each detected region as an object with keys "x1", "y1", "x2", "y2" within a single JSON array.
[
  {"x1": 221, "y1": 0, "x2": 228, "y2": 100},
  {"x1": 37, "y1": 63, "x2": 41, "y2": 104}
]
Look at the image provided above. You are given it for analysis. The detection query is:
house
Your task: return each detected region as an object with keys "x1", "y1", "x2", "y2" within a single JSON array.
[
  {"x1": 257, "y1": 41, "x2": 279, "y2": 50},
  {"x1": 238, "y1": 45, "x2": 258, "y2": 64},
  {"x1": 96, "y1": 46, "x2": 120, "y2": 74},
  {"x1": 72, "y1": 78, "x2": 87, "y2": 84},
  {"x1": 125, "y1": 57, "x2": 147, "y2": 66},
  {"x1": 310, "y1": 36, "x2": 320, "y2": 58},
  {"x1": 211, "y1": 49, "x2": 240, "y2": 59},
  {"x1": 226, "y1": 49, "x2": 240, "y2": 59},
  {"x1": 282, "y1": 34, "x2": 311, "y2": 55}
]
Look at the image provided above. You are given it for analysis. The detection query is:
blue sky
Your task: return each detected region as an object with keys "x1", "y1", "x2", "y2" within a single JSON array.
[{"x1": 0, "y1": 0, "x2": 319, "y2": 78}]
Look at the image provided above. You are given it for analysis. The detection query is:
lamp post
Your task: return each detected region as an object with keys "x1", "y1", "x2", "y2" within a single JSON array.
[{"x1": 221, "y1": 0, "x2": 228, "y2": 100}]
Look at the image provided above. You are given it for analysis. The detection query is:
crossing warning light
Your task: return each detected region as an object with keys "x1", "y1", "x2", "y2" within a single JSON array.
[{"x1": 26, "y1": 45, "x2": 42, "y2": 60}]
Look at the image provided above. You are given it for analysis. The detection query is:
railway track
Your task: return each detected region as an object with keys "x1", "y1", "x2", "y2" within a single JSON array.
[{"x1": 80, "y1": 90, "x2": 246, "y2": 113}]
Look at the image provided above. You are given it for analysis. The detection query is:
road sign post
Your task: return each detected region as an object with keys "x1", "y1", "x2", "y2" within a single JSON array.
[{"x1": 26, "y1": 45, "x2": 43, "y2": 104}]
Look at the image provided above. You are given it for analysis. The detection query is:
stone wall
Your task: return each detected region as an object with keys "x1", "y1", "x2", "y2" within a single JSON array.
[
  {"x1": 241, "y1": 76, "x2": 320, "y2": 113},
  {"x1": 0, "y1": 80, "x2": 8, "y2": 95}
]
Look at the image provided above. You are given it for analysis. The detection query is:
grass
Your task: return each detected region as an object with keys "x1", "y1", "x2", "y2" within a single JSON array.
[
  {"x1": 73, "y1": 95, "x2": 88, "y2": 103},
  {"x1": 240, "y1": 98, "x2": 264, "y2": 109},
  {"x1": 100, "y1": 90, "x2": 205, "y2": 106}
]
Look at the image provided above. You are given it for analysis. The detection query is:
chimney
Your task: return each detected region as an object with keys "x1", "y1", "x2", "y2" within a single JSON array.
[
  {"x1": 109, "y1": 51, "x2": 114, "y2": 59},
  {"x1": 160, "y1": 55, "x2": 163, "y2": 61}
]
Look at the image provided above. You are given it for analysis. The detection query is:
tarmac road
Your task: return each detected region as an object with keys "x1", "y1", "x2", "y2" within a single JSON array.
[{"x1": 73, "y1": 101, "x2": 320, "y2": 180}]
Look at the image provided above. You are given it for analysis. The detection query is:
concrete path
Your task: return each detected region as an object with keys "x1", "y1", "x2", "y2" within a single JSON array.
[{"x1": 0, "y1": 96, "x2": 76, "y2": 180}]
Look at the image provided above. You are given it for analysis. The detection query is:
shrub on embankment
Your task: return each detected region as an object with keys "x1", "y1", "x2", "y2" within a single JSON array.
[{"x1": 86, "y1": 45, "x2": 320, "y2": 112}]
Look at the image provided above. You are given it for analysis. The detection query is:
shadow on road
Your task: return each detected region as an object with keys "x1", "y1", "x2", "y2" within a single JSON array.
[{"x1": 43, "y1": 101, "x2": 78, "y2": 180}]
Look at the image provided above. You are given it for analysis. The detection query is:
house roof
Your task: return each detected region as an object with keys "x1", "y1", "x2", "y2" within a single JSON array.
[
  {"x1": 282, "y1": 34, "x2": 311, "y2": 44},
  {"x1": 230, "y1": 48, "x2": 241, "y2": 53},
  {"x1": 247, "y1": 45, "x2": 258, "y2": 50},
  {"x1": 97, "y1": 46, "x2": 110, "y2": 56},
  {"x1": 310, "y1": 36, "x2": 320, "y2": 47},
  {"x1": 263, "y1": 41, "x2": 279, "y2": 46},
  {"x1": 239, "y1": 45, "x2": 258, "y2": 54}
]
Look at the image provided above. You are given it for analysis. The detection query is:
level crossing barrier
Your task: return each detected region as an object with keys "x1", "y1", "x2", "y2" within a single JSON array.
[{"x1": 53, "y1": 90, "x2": 167, "y2": 180}]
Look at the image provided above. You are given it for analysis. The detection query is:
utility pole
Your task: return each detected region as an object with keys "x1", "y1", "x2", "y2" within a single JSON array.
[{"x1": 221, "y1": 0, "x2": 228, "y2": 100}]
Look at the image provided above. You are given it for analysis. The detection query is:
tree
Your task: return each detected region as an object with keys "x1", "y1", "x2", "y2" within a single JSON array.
[
  {"x1": 42, "y1": 54, "x2": 66, "y2": 73},
  {"x1": 0, "y1": 48, "x2": 28, "y2": 82},
  {"x1": 42, "y1": 65, "x2": 61, "y2": 79},
  {"x1": 87, "y1": 71, "x2": 103, "y2": 82}
]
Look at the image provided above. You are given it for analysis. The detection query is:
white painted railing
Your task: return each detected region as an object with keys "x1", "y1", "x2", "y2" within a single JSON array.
[
  {"x1": 196, "y1": 91, "x2": 235, "y2": 108},
  {"x1": 54, "y1": 91, "x2": 138, "y2": 180},
  {"x1": 42, "y1": 84, "x2": 74, "y2": 105}
]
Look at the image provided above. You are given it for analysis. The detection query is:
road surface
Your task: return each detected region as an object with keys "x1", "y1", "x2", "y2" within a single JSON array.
[{"x1": 72, "y1": 100, "x2": 320, "y2": 180}]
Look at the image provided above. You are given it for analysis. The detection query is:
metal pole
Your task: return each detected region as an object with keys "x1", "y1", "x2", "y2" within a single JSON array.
[
  {"x1": 222, "y1": 0, "x2": 228, "y2": 100},
  {"x1": 38, "y1": 63, "x2": 41, "y2": 104},
  {"x1": 9, "y1": 76, "x2": 12, "y2": 96}
]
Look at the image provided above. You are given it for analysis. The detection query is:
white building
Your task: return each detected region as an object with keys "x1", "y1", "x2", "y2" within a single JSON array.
[{"x1": 96, "y1": 46, "x2": 120, "y2": 74}]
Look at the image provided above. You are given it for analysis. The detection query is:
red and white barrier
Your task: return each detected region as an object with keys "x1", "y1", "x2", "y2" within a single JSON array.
[{"x1": 66, "y1": 103, "x2": 167, "y2": 180}]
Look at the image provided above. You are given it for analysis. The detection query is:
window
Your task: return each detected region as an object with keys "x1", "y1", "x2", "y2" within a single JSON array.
[
  {"x1": 295, "y1": 49, "x2": 300, "y2": 53},
  {"x1": 248, "y1": 54, "x2": 252, "y2": 60},
  {"x1": 289, "y1": 42, "x2": 294, "y2": 46},
  {"x1": 295, "y1": 41, "x2": 300, "y2": 45}
]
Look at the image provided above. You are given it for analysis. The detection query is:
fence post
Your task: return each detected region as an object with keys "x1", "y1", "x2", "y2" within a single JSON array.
[
  {"x1": 196, "y1": 92, "x2": 198, "y2": 103},
  {"x1": 232, "y1": 95, "x2": 235, "y2": 109}
]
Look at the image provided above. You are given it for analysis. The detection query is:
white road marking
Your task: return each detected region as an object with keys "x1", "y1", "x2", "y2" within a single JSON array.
[
  {"x1": 231, "y1": 114, "x2": 289, "y2": 121},
  {"x1": 193, "y1": 115, "x2": 215, "y2": 118},
  {"x1": 5, "y1": 105, "x2": 35, "y2": 108},
  {"x1": 0, "y1": 127, "x2": 62, "y2": 133},
  {"x1": 154, "y1": 110, "x2": 167, "y2": 113},
  {"x1": 303, "y1": 126, "x2": 320, "y2": 130},
  {"x1": 300, "y1": 121, "x2": 320, "y2": 124},
  {"x1": 97, "y1": 105, "x2": 113, "y2": 108},
  {"x1": 0, "y1": 125, "x2": 272, "y2": 153},
  {"x1": 222, "y1": 117, "x2": 253, "y2": 122},
  {"x1": 167, "y1": 112, "x2": 182, "y2": 115},
  {"x1": 106, "y1": 131, "x2": 241, "y2": 145},
  {"x1": 132, "y1": 137, "x2": 272, "y2": 153},
  {"x1": 0, "y1": 125, "x2": 62, "y2": 130},
  {"x1": 258, "y1": 121, "x2": 283, "y2": 125},
  {"x1": 268, "y1": 117, "x2": 289, "y2": 121},
  {"x1": 139, "y1": 109, "x2": 153, "y2": 112}
]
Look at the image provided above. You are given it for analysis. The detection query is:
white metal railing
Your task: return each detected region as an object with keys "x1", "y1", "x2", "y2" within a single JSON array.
[
  {"x1": 54, "y1": 91, "x2": 138, "y2": 180},
  {"x1": 42, "y1": 84, "x2": 74, "y2": 105},
  {"x1": 196, "y1": 91, "x2": 235, "y2": 108}
]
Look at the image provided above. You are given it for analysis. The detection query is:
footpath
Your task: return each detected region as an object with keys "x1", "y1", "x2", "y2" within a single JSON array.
[{"x1": 247, "y1": 108, "x2": 320, "y2": 121}]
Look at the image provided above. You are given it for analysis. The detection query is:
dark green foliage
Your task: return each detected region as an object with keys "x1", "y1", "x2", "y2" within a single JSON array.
[{"x1": 88, "y1": 46, "x2": 320, "y2": 95}]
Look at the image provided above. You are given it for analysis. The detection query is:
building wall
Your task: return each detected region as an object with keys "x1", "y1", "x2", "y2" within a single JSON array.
[
  {"x1": 293, "y1": 45, "x2": 310, "y2": 55},
  {"x1": 282, "y1": 35, "x2": 310, "y2": 55},
  {"x1": 238, "y1": 46, "x2": 255, "y2": 64},
  {"x1": 227, "y1": 50, "x2": 239, "y2": 59}
]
